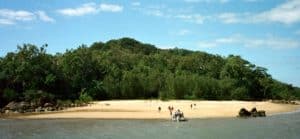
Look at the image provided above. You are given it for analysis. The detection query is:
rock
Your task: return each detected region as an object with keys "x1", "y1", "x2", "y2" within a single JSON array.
[
  {"x1": 35, "y1": 107, "x2": 44, "y2": 112},
  {"x1": 30, "y1": 102, "x2": 38, "y2": 108},
  {"x1": 250, "y1": 107, "x2": 258, "y2": 117},
  {"x1": 45, "y1": 107, "x2": 55, "y2": 111},
  {"x1": 4, "y1": 101, "x2": 31, "y2": 113},
  {"x1": 17, "y1": 108, "x2": 25, "y2": 113},
  {"x1": 19, "y1": 101, "x2": 30, "y2": 111},
  {"x1": 250, "y1": 107, "x2": 257, "y2": 113},
  {"x1": 238, "y1": 107, "x2": 266, "y2": 118},
  {"x1": 271, "y1": 100, "x2": 299, "y2": 105},
  {"x1": 257, "y1": 110, "x2": 266, "y2": 117},
  {"x1": 238, "y1": 108, "x2": 251, "y2": 117},
  {"x1": 25, "y1": 109, "x2": 35, "y2": 113},
  {"x1": 4, "y1": 101, "x2": 19, "y2": 111},
  {"x1": 5, "y1": 110, "x2": 12, "y2": 114},
  {"x1": 44, "y1": 103, "x2": 53, "y2": 107}
]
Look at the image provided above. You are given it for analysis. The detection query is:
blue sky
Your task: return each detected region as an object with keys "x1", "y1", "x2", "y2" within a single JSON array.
[{"x1": 0, "y1": 0, "x2": 300, "y2": 87}]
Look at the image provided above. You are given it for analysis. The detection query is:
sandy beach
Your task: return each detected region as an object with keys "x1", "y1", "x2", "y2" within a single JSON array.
[{"x1": 18, "y1": 100, "x2": 300, "y2": 119}]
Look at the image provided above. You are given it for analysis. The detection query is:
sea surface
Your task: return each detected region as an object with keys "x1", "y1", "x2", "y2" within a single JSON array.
[{"x1": 1, "y1": 112, "x2": 300, "y2": 139}]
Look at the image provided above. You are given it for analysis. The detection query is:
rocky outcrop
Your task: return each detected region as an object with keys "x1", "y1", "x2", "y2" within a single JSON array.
[
  {"x1": 238, "y1": 108, "x2": 252, "y2": 117},
  {"x1": 1, "y1": 101, "x2": 58, "y2": 114},
  {"x1": 238, "y1": 107, "x2": 266, "y2": 117},
  {"x1": 271, "y1": 100, "x2": 299, "y2": 105},
  {"x1": 1, "y1": 101, "x2": 89, "y2": 114}
]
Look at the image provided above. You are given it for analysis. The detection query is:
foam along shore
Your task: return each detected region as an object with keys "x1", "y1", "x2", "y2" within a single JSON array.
[{"x1": 16, "y1": 100, "x2": 300, "y2": 119}]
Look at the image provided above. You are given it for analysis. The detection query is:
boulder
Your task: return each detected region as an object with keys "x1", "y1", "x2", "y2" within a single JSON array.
[
  {"x1": 250, "y1": 107, "x2": 257, "y2": 113},
  {"x1": 238, "y1": 108, "x2": 251, "y2": 117},
  {"x1": 238, "y1": 107, "x2": 266, "y2": 117},
  {"x1": 35, "y1": 107, "x2": 44, "y2": 112},
  {"x1": 19, "y1": 101, "x2": 30, "y2": 109},
  {"x1": 30, "y1": 102, "x2": 38, "y2": 108},
  {"x1": 250, "y1": 107, "x2": 258, "y2": 117},
  {"x1": 58, "y1": 107, "x2": 64, "y2": 111},
  {"x1": 4, "y1": 101, "x2": 19, "y2": 111},
  {"x1": 45, "y1": 107, "x2": 55, "y2": 112},
  {"x1": 5, "y1": 110, "x2": 12, "y2": 114},
  {"x1": 257, "y1": 110, "x2": 266, "y2": 117},
  {"x1": 44, "y1": 103, "x2": 53, "y2": 107},
  {"x1": 25, "y1": 109, "x2": 35, "y2": 113}
]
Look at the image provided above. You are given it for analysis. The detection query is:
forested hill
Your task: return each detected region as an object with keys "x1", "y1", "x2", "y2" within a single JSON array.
[{"x1": 0, "y1": 37, "x2": 299, "y2": 107}]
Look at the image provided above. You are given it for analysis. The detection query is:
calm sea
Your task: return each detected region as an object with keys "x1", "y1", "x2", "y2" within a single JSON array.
[{"x1": 1, "y1": 111, "x2": 300, "y2": 139}]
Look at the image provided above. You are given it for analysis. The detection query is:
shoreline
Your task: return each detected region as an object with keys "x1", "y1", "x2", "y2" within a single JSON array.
[{"x1": 2, "y1": 100, "x2": 300, "y2": 120}]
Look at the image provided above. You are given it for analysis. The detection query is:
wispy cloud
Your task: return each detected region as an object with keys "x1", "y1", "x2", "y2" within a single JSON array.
[
  {"x1": 184, "y1": 0, "x2": 262, "y2": 3},
  {"x1": 218, "y1": 13, "x2": 242, "y2": 24},
  {"x1": 217, "y1": 0, "x2": 300, "y2": 24},
  {"x1": 131, "y1": 2, "x2": 141, "y2": 6},
  {"x1": 197, "y1": 35, "x2": 300, "y2": 49},
  {"x1": 243, "y1": 0, "x2": 262, "y2": 2},
  {"x1": 252, "y1": 0, "x2": 300, "y2": 24},
  {"x1": 36, "y1": 11, "x2": 55, "y2": 23},
  {"x1": 141, "y1": 0, "x2": 300, "y2": 25},
  {"x1": 0, "y1": 9, "x2": 54, "y2": 25},
  {"x1": 133, "y1": 4, "x2": 207, "y2": 24},
  {"x1": 175, "y1": 14, "x2": 206, "y2": 24},
  {"x1": 57, "y1": 3, "x2": 123, "y2": 16},
  {"x1": 0, "y1": 9, "x2": 35, "y2": 22},
  {"x1": 0, "y1": 18, "x2": 15, "y2": 25},
  {"x1": 99, "y1": 3, "x2": 123, "y2": 12},
  {"x1": 57, "y1": 3, "x2": 97, "y2": 16},
  {"x1": 175, "y1": 29, "x2": 191, "y2": 36},
  {"x1": 146, "y1": 9, "x2": 164, "y2": 17},
  {"x1": 184, "y1": 0, "x2": 229, "y2": 3}
]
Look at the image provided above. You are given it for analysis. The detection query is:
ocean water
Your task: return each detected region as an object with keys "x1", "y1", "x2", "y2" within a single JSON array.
[{"x1": 1, "y1": 112, "x2": 300, "y2": 139}]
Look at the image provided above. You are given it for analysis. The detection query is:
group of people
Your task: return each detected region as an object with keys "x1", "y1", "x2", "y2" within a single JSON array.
[
  {"x1": 168, "y1": 106, "x2": 174, "y2": 115},
  {"x1": 158, "y1": 103, "x2": 196, "y2": 113},
  {"x1": 190, "y1": 103, "x2": 196, "y2": 109},
  {"x1": 157, "y1": 106, "x2": 174, "y2": 115},
  {"x1": 157, "y1": 105, "x2": 189, "y2": 121}
]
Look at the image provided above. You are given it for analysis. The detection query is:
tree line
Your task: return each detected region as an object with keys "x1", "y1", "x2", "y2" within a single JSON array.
[{"x1": 0, "y1": 38, "x2": 299, "y2": 107}]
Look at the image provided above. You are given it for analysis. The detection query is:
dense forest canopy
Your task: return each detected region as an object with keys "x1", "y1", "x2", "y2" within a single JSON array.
[{"x1": 0, "y1": 38, "x2": 299, "y2": 107}]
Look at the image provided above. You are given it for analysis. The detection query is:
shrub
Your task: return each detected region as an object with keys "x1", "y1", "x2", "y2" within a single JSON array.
[
  {"x1": 3, "y1": 88, "x2": 18, "y2": 102},
  {"x1": 79, "y1": 89, "x2": 93, "y2": 103},
  {"x1": 24, "y1": 90, "x2": 54, "y2": 105}
]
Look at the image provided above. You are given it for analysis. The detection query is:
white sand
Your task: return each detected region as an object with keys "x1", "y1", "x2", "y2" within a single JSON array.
[{"x1": 20, "y1": 100, "x2": 300, "y2": 119}]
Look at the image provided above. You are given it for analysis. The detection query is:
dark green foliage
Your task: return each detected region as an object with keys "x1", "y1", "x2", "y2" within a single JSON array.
[
  {"x1": 0, "y1": 37, "x2": 299, "y2": 107},
  {"x1": 24, "y1": 90, "x2": 54, "y2": 105},
  {"x1": 3, "y1": 88, "x2": 18, "y2": 102},
  {"x1": 79, "y1": 89, "x2": 93, "y2": 103}
]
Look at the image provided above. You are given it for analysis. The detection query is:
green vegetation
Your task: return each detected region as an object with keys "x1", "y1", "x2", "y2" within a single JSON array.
[{"x1": 0, "y1": 38, "x2": 299, "y2": 107}]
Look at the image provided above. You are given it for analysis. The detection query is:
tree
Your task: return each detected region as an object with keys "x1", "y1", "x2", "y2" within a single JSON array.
[{"x1": 0, "y1": 38, "x2": 299, "y2": 108}]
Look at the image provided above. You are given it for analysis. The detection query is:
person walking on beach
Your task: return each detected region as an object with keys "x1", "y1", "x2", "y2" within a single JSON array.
[
  {"x1": 171, "y1": 106, "x2": 174, "y2": 115},
  {"x1": 168, "y1": 106, "x2": 174, "y2": 115},
  {"x1": 190, "y1": 104, "x2": 193, "y2": 109},
  {"x1": 158, "y1": 106, "x2": 161, "y2": 112}
]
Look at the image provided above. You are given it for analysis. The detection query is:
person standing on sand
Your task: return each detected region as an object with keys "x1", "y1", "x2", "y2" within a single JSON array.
[
  {"x1": 190, "y1": 104, "x2": 193, "y2": 109},
  {"x1": 168, "y1": 106, "x2": 174, "y2": 115},
  {"x1": 158, "y1": 106, "x2": 161, "y2": 112}
]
